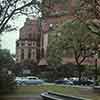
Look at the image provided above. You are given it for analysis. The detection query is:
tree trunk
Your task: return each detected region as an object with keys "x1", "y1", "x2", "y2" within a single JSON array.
[
  {"x1": 77, "y1": 64, "x2": 82, "y2": 81},
  {"x1": 94, "y1": 58, "x2": 98, "y2": 85}
]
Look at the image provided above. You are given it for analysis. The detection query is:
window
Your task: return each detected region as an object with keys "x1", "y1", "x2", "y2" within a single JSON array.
[
  {"x1": 25, "y1": 41, "x2": 28, "y2": 46},
  {"x1": 28, "y1": 42, "x2": 32, "y2": 46},
  {"x1": 21, "y1": 42, "x2": 24, "y2": 46},
  {"x1": 28, "y1": 49, "x2": 31, "y2": 59},
  {"x1": 98, "y1": 51, "x2": 100, "y2": 58},
  {"x1": 16, "y1": 42, "x2": 19, "y2": 47},
  {"x1": 16, "y1": 58, "x2": 18, "y2": 62},
  {"x1": 28, "y1": 33, "x2": 32, "y2": 39},
  {"x1": 41, "y1": 48, "x2": 44, "y2": 57},
  {"x1": 21, "y1": 49, "x2": 24, "y2": 60},
  {"x1": 33, "y1": 50, "x2": 35, "y2": 57},
  {"x1": 32, "y1": 42, "x2": 35, "y2": 46}
]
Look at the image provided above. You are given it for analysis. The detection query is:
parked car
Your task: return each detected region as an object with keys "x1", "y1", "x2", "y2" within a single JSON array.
[
  {"x1": 73, "y1": 79, "x2": 94, "y2": 86},
  {"x1": 55, "y1": 79, "x2": 73, "y2": 85},
  {"x1": 15, "y1": 76, "x2": 44, "y2": 85},
  {"x1": 70, "y1": 77, "x2": 79, "y2": 81},
  {"x1": 15, "y1": 77, "x2": 23, "y2": 85}
]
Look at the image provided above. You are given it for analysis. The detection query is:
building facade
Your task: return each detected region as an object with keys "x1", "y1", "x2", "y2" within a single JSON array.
[
  {"x1": 16, "y1": 18, "x2": 39, "y2": 63},
  {"x1": 16, "y1": 0, "x2": 78, "y2": 65}
]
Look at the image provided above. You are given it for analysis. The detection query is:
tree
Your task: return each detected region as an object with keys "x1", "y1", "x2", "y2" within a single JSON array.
[
  {"x1": 81, "y1": 0, "x2": 100, "y2": 19},
  {"x1": 0, "y1": 49, "x2": 15, "y2": 70},
  {"x1": 0, "y1": 49, "x2": 16, "y2": 94},
  {"x1": 0, "y1": 0, "x2": 40, "y2": 34},
  {"x1": 77, "y1": 0, "x2": 100, "y2": 36},
  {"x1": 41, "y1": 0, "x2": 68, "y2": 17},
  {"x1": 0, "y1": 70, "x2": 16, "y2": 94},
  {"x1": 48, "y1": 19, "x2": 100, "y2": 80},
  {"x1": 47, "y1": 32, "x2": 63, "y2": 66}
]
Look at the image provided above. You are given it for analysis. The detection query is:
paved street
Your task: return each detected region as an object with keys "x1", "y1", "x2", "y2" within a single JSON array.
[{"x1": 1, "y1": 95, "x2": 42, "y2": 100}]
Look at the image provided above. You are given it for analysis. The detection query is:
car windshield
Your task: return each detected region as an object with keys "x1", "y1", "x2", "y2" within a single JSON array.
[{"x1": 27, "y1": 76, "x2": 39, "y2": 79}]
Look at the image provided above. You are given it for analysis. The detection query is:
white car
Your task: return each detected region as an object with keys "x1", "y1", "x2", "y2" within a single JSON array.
[{"x1": 15, "y1": 76, "x2": 44, "y2": 85}]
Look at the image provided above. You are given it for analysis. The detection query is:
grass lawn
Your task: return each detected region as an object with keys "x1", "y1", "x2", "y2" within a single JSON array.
[
  {"x1": 1, "y1": 85, "x2": 100, "y2": 100},
  {"x1": 13, "y1": 85, "x2": 100, "y2": 100}
]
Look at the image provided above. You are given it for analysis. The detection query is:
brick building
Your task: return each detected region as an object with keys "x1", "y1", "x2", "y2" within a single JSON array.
[{"x1": 16, "y1": 0, "x2": 79, "y2": 65}]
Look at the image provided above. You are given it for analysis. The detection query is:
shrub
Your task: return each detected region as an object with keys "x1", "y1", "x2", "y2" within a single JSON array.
[{"x1": 0, "y1": 70, "x2": 16, "y2": 95}]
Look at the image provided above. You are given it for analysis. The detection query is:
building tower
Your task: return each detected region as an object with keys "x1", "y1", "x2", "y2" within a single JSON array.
[{"x1": 16, "y1": 18, "x2": 39, "y2": 64}]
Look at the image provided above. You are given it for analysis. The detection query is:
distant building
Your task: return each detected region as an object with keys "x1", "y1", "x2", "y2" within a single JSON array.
[
  {"x1": 16, "y1": 0, "x2": 79, "y2": 66},
  {"x1": 16, "y1": 18, "x2": 39, "y2": 64}
]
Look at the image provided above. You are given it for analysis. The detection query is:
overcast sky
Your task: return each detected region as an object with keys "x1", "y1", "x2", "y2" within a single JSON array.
[{"x1": 1, "y1": 16, "x2": 26, "y2": 54}]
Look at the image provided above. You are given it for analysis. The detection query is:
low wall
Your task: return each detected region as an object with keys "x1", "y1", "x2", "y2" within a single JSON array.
[
  {"x1": 41, "y1": 91, "x2": 91, "y2": 100},
  {"x1": 93, "y1": 86, "x2": 100, "y2": 93}
]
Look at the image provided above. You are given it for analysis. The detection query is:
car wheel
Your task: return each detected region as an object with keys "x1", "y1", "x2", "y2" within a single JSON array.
[{"x1": 21, "y1": 82, "x2": 26, "y2": 86}]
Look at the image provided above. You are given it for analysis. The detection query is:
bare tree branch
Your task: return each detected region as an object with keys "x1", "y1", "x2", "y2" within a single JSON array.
[{"x1": 0, "y1": 0, "x2": 39, "y2": 33}]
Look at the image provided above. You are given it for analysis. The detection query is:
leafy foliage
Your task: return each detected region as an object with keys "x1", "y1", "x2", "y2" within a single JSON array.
[
  {"x1": 77, "y1": 0, "x2": 95, "y2": 19},
  {"x1": 0, "y1": 49, "x2": 14, "y2": 69},
  {"x1": 57, "y1": 19, "x2": 100, "y2": 63},
  {"x1": 87, "y1": 19, "x2": 100, "y2": 36},
  {"x1": 41, "y1": 0, "x2": 69, "y2": 17},
  {"x1": 0, "y1": 49, "x2": 16, "y2": 94},
  {"x1": 48, "y1": 19, "x2": 100, "y2": 80},
  {"x1": 0, "y1": 71, "x2": 16, "y2": 95},
  {"x1": 47, "y1": 31, "x2": 63, "y2": 66},
  {"x1": 77, "y1": 0, "x2": 100, "y2": 36}
]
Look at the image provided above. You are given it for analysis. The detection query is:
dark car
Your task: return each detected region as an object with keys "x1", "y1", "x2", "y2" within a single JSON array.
[
  {"x1": 73, "y1": 80, "x2": 94, "y2": 86},
  {"x1": 55, "y1": 79, "x2": 73, "y2": 85}
]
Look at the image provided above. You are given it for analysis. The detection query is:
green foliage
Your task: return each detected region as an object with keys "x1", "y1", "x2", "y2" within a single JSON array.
[
  {"x1": 0, "y1": 71, "x2": 16, "y2": 95},
  {"x1": 76, "y1": 0, "x2": 95, "y2": 19},
  {"x1": 0, "y1": 49, "x2": 14, "y2": 70},
  {"x1": 42, "y1": 0, "x2": 69, "y2": 17},
  {"x1": 87, "y1": 19, "x2": 100, "y2": 36},
  {"x1": 61, "y1": 20, "x2": 99, "y2": 53},
  {"x1": 0, "y1": 49, "x2": 16, "y2": 95},
  {"x1": 47, "y1": 31, "x2": 63, "y2": 66},
  {"x1": 48, "y1": 19, "x2": 100, "y2": 80},
  {"x1": 39, "y1": 64, "x2": 78, "y2": 82},
  {"x1": 77, "y1": 0, "x2": 100, "y2": 36}
]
